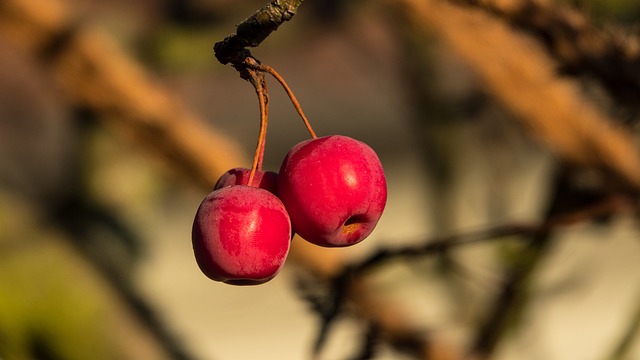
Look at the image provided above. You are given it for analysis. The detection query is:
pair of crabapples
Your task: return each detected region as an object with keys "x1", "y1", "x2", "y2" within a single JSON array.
[{"x1": 191, "y1": 135, "x2": 387, "y2": 285}]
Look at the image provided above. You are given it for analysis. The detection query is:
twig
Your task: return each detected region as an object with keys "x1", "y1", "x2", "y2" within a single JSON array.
[
  {"x1": 215, "y1": 1, "x2": 317, "y2": 140},
  {"x1": 213, "y1": 0, "x2": 304, "y2": 65}
]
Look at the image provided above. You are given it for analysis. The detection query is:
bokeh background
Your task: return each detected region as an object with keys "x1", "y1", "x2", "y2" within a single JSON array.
[{"x1": 2, "y1": 0, "x2": 640, "y2": 359}]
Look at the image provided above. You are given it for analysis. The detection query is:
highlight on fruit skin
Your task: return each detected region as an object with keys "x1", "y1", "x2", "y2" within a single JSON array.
[
  {"x1": 191, "y1": 185, "x2": 291, "y2": 285},
  {"x1": 277, "y1": 135, "x2": 387, "y2": 247}
]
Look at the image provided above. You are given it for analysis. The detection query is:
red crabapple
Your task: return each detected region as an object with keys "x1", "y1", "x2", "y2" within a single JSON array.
[
  {"x1": 214, "y1": 167, "x2": 278, "y2": 194},
  {"x1": 192, "y1": 185, "x2": 291, "y2": 285},
  {"x1": 278, "y1": 135, "x2": 387, "y2": 247}
]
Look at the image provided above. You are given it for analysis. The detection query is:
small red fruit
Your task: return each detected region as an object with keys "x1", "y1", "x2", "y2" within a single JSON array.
[
  {"x1": 192, "y1": 185, "x2": 291, "y2": 285},
  {"x1": 214, "y1": 167, "x2": 278, "y2": 194},
  {"x1": 278, "y1": 135, "x2": 387, "y2": 247}
]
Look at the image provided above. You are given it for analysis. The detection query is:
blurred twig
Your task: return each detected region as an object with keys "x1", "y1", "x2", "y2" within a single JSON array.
[
  {"x1": 469, "y1": 168, "x2": 588, "y2": 358},
  {"x1": 312, "y1": 190, "x2": 629, "y2": 357},
  {"x1": 299, "y1": 190, "x2": 631, "y2": 359},
  {"x1": 339, "y1": 192, "x2": 630, "y2": 279}
]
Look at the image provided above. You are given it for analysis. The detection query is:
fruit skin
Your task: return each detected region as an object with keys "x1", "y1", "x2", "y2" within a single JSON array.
[
  {"x1": 214, "y1": 168, "x2": 278, "y2": 194},
  {"x1": 278, "y1": 135, "x2": 387, "y2": 247},
  {"x1": 215, "y1": 167, "x2": 298, "y2": 240},
  {"x1": 192, "y1": 185, "x2": 291, "y2": 285}
]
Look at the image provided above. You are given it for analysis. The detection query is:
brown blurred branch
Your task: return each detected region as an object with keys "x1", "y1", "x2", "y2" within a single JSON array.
[
  {"x1": 453, "y1": 0, "x2": 640, "y2": 119},
  {"x1": 396, "y1": 0, "x2": 640, "y2": 192},
  {"x1": 0, "y1": 0, "x2": 246, "y2": 191}
]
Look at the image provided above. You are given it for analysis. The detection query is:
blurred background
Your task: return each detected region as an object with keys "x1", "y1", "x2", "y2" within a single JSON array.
[{"x1": 1, "y1": 0, "x2": 640, "y2": 359}]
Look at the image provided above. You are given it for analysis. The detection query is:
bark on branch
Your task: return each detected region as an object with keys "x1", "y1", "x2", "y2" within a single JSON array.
[{"x1": 213, "y1": 0, "x2": 304, "y2": 65}]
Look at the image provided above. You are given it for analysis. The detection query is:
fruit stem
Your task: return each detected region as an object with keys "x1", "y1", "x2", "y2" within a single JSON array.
[
  {"x1": 257, "y1": 64, "x2": 317, "y2": 139},
  {"x1": 256, "y1": 82, "x2": 268, "y2": 172},
  {"x1": 246, "y1": 68, "x2": 269, "y2": 187}
]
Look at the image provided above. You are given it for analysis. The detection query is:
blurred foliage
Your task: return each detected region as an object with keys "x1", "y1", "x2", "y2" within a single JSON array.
[
  {"x1": 567, "y1": 0, "x2": 640, "y2": 23},
  {"x1": 0, "y1": 194, "x2": 117, "y2": 360},
  {"x1": 141, "y1": 26, "x2": 223, "y2": 72}
]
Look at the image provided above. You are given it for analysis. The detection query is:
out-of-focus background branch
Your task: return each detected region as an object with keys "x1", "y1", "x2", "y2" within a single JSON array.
[
  {"x1": 454, "y1": 0, "x2": 640, "y2": 122},
  {"x1": 400, "y1": 0, "x2": 640, "y2": 190},
  {"x1": 0, "y1": 0, "x2": 639, "y2": 359}
]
